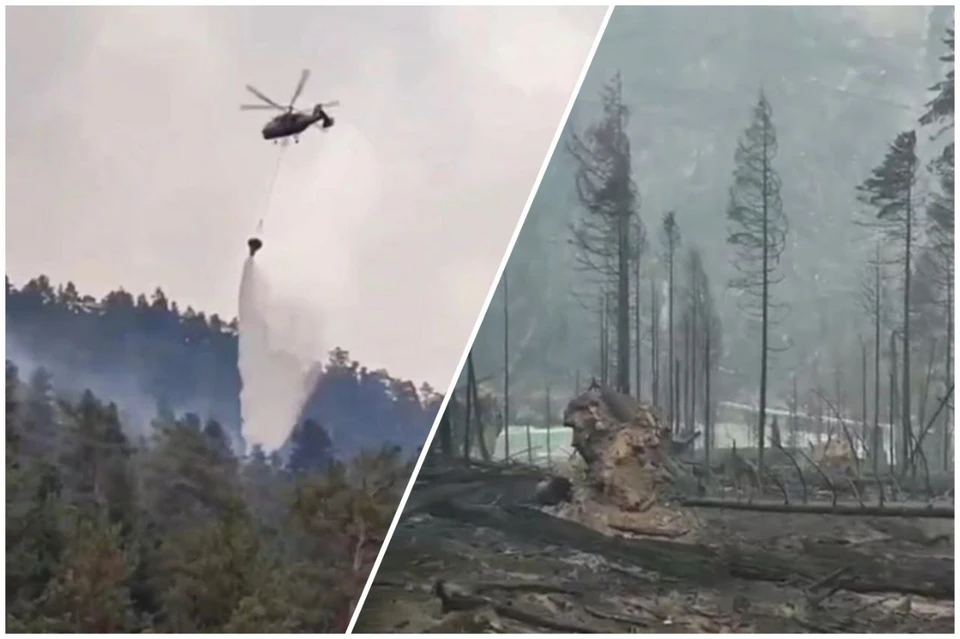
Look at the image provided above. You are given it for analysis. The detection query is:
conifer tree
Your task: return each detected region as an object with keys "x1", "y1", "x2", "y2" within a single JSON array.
[
  {"x1": 726, "y1": 91, "x2": 789, "y2": 478},
  {"x1": 857, "y1": 130, "x2": 920, "y2": 473}
]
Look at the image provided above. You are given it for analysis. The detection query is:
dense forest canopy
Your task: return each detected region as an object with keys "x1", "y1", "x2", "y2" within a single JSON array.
[
  {"x1": 6, "y1": 274, "x2": 441, "y2": 457},
  {"x1": 6, "y1": 359, "x2": 412, "y2": 631},
  {"x1": 5, "y1": 274, "x2": 437, "y2": 630}
]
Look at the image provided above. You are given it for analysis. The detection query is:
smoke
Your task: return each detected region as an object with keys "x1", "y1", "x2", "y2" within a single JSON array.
[{"x1": 237, "y1": 255, "x2": 324, "y2": 452}]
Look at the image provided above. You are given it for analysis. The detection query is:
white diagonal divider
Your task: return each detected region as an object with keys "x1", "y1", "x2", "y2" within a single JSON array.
[{"x1": 345, "y1": 6, "x2": 615, "y2": 632}]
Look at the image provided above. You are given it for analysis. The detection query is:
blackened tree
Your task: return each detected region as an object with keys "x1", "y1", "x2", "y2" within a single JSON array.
[
  {"x1": 725, "y1": 91, "x2": 789, "y2": 479},
  {"x1": 857, "y1": 130, "x2": 920, "y2": 473},
  {"x1": 567, "y1": 71, "x2": 638, "y2": 394},
  {"x1": 660, "y1": 211, "x2": 681, "y2": 431}
]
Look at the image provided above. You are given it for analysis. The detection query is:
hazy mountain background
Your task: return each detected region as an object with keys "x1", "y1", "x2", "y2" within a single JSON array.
[{"x1": 467, "y1": 6, "x2": 953, "y2": 420}]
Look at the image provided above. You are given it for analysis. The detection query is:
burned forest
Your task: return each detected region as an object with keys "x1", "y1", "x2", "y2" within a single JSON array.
[{"x1": 355, "y1": 7, "x2": 955, "y2": 634}]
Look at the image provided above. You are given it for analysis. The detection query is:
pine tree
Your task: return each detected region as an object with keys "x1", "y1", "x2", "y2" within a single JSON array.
[
  {"x1": 920, "y1": 23, "x2": 954, "y2": 469},
  {"x1": 857, "y1": 130, "x2": 920, "y2": 474},
  {"x1": 726, "y1": 91, "x2": 789, "y2": 479},
  {"x1": 27, "y1": 516, "x2": 137, "y2": 633},
  {"x1": 288, "y1": 418, "x2": 334, "y2": 474},
  {"x1": 567, "y1": 71, "x2": 638, "y2": 394}
]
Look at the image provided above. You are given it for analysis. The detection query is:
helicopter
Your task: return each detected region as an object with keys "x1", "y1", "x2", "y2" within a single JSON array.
[{"x1": 241, "y1": 69, "x2": 339, "y2": 144}]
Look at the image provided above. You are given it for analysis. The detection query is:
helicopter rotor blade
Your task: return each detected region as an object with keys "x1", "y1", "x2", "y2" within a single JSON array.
[
  {"x1": 245, "y1": 85, "x2": 285, "y2": 110},
  {"x1": 240, "y1": 104, "x2": 282, "y2": 111},
  {"x1": 289, "y1": 69, "x2": 310, "y2": 110},
  {"x1": 321, "y1": 100, "x2": 340, "y2": 108}
]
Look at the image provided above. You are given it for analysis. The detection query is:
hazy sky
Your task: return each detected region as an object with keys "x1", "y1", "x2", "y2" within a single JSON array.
[{"x1": 6, "y1": 5, "x2": 606, "y2": 386}]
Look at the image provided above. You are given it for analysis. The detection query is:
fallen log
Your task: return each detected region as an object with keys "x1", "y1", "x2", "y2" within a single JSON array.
[
  {"x1": 681, "y1": 498, "x2": 954, "y2": 519},
  {"x1": 434, "y1": 579, "x2": 598, "y2": 633},
  {"x1": 424, "y1": 501, "x2": 953, "y2": 599}
]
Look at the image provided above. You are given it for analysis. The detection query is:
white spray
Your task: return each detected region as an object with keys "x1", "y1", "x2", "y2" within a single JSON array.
[
  {"x1": 237, "y1": 240, "x2": 324, "y2": 453},
  {"x1": 236, "y1": 122, "x2": 378, "y2": 453}
]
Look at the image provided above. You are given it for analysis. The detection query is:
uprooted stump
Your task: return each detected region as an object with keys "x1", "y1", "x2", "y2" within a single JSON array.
[{"x1": 558, "y1": 384, "x2": 698, "y2": 537}]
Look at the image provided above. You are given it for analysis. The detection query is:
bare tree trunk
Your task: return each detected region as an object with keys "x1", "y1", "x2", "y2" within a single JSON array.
[
  {"x1": 683, "y1": 313, "x2": 691, "y2": 432},
  {"x1": 861, "y1": 337, "x2": 868, "y2": 459},
  {"x1": 545, "y1": 384, "x2": 552, "y2": 464},
  {"x1": 890, "y1": 331, "x2": 899, "y2": 472},
  {"x1": 944, "y1": 267, "x2": 953, "y2": 471},
  {"x1": 617, "y1": 209, "x2": 632, "y2": 395},
  {"x1": 901, "y1": 190, "x2": 912, "y2": 478},
  {"x1": 674, "y1": 359, "x2": 681, "y2": 435},
  {"x1": 913, "y1": 338, "x2": 937, "y2": 477},
  {"x1": 464, "y1": 371, "x2": 473, "y2": 460},
  {"x1": 691, "y1": 301, "x2": 698, "y2": 435},
  {"x1": 468, "y1": 353, "x2": 491, "y2": 461},
  {"x1": 704, "y1": 322, "x2": 712, "y2": 479},
  {"x1": 599, "y1": 292, "x2": 607, "y2": 387},
  {"x1": 873, "y1": 257, "x2": 882, "y2": 472},
  {"x1": 651, "y1": 279, "x2": 660, "y2": 409},
  {"x1": 503, "y1": 271, "x2": 510, "y2": 462},
  {"x1": 635, "y1": 254, "x2": 642, "y2": 400},
  {"x1": 757, "y1": 122, "x2": 771, "y2": 481},
  {"x1": 668, "y1": 250, "x2": 675, "y2": 431},
  {"x1": 790, "y1": 373, "x2": 798, "y2": 449}
]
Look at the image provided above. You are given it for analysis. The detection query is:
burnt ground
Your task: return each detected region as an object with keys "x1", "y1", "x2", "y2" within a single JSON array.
[{"x1": 352, "y1": 463, "x2": 954, "y2": 634}]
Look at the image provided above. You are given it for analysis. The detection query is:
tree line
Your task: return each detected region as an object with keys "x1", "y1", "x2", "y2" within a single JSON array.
[{"x1": 6, "y1": 275, "x2": 441, "y2": 455}]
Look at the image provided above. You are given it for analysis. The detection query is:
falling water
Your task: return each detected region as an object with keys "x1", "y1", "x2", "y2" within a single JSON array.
[{"x1": 237, "y1": 256, "x2": 324, "y2": 452}]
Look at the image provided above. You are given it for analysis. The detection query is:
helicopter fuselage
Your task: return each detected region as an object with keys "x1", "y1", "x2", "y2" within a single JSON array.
[{"x1": 261, "y1": 108, "x2": 334, "y2": 140}]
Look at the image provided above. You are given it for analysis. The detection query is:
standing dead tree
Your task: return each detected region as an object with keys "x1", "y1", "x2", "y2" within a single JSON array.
[
  {"x1": 660, "y1": 211, "x2": 681, "y2": 431},
  {"x1": 920, "y1": 24, "x2": 955, "y2": 471},
  {"x1": 502, "y1": 268, "x2": 511, "y2": 462},
  {"x1": 725, "y1": 91, "x2": 789, "y2": 480},
  {"x1": 632, "y1": 219, "x2": 648, "y2": 401},
  {"x1": 857, "y1": 130, "x2": 920, "y2": 476},
  {"x1": 684, "y1": 246, "x2": 722, "y2": 475},
  {"x1": 567, "y1": 72, "x2": 639, "y2": 395},
  {"x1": 856, "y1": 241, "x2": 892, "y2": 472}
]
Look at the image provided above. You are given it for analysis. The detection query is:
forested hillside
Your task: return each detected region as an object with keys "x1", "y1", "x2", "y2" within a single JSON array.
[
  {"x1": 6, "y1": 275, "x2": 441, "y2": 455},
  {"x1": 5, "y1": 274, "x2": 437, "y2": 631}
]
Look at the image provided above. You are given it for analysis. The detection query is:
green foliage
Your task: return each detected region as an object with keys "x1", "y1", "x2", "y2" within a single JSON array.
[{"x1": 5, "y1": 365, "x2": 412, "y2": 632}]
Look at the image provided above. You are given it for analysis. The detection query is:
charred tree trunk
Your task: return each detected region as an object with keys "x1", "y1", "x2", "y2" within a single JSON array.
[
  {"x1": 668, "y1": 252, "x2": 676, "y2": 431},
  {"x1": 545, "y1": 384, "x2": 552, "y2": 462},
  {"x1": 503, "y1": 272, "x2": 510, "y2": 462},
  {"x1": 464, "y1": 374, "x2": 473, "y2": 460},
  {"x1": 690, "y1": 301, "x2": 698, "y2": 437},
  {"x1": 873, "y1": 259, "x2": 882, "y2": 472},
  {"x1": 944, "y1": 267, "x2": 953, "y2": 471},
  {"x1": 704, "y1": 322, "x2": 712, "y2": 478},
  {"x1": 674, "y1": 359, "x2": 681, "y2": 435},
  {"x1": 861, "y1": 338, "x2": 868, "y2": 458},
  {"x1": 901, "y1": 187, "x2": 913, "y2": 480},
  {"x1": 890, "y1": 331, "x2": 899, "y2": 472},
  {"x1": 617, "y1": 211, "x2": 631, "y2": 395},
  {"x1": 651, "y1": 279, "x2": 660, "y2": 409},
  {"x1": 634, "y1": 255, "x2": 642, "y2": 400},
  {"x1": 790, "y1": 374, "x2": 798, "y2": 449},
  {"x1": 682, "y1": 313, "x2": 690, "y2": 432},
  {"x1": 599, "y1": 292, "x2": 608, "y2": 387},
  {"x1": 467, "y1": 353, "x2": 491, "y2": 461}
]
